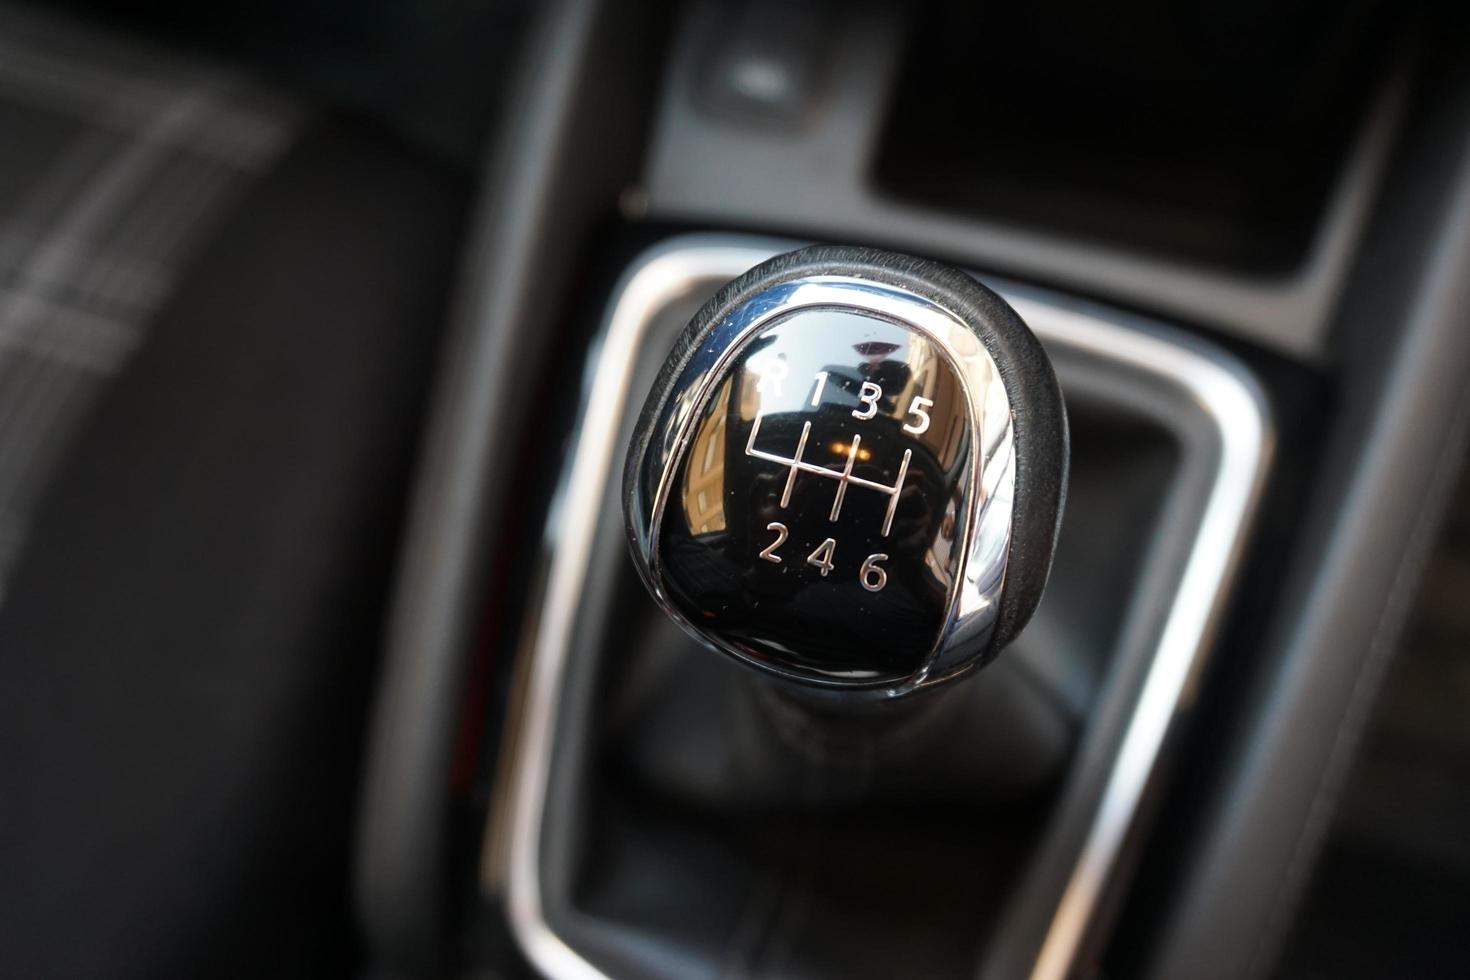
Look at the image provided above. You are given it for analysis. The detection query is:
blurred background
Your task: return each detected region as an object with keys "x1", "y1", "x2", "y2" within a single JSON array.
[{"x1": 0, "y1": 1, "x2": 1466, "y2": 978}]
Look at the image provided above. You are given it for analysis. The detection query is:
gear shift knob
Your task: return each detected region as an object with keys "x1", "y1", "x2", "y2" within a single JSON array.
[{"x1": 624, "y1": 246, "x2": 1067, "y2": 696}]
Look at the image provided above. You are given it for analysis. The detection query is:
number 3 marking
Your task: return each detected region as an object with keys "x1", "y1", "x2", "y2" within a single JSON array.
[
  {"x1": 759, "y1": 522, "x2": 788, "y2": 563},
  {"x1": 852, "y1": 381, "x2": 883, "y2": 420},
  {"x1": 903, "y1": 396, "x2": 934, "y2": 434}
]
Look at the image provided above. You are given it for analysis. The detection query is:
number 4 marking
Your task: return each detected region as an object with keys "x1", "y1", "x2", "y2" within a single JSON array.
[{"x1": 806, "y1": 537, "x2": 837, "y2": 576}]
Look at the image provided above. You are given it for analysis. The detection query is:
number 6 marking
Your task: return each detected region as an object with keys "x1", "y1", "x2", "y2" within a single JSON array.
[
  {"x1": 859, "y1": 553, "x2": 889, "y2": 591},
  {"x1": 903, "y1": 396, "x2": 933, "y2": 434},
  {"x1": 759, "y1": 522, "x2": 788, "y2": 563}
]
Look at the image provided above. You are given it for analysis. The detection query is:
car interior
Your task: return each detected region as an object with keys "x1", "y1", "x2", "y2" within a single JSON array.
[{"x1": 0, "y1": 1, "x2": 1467, "y2": 979}]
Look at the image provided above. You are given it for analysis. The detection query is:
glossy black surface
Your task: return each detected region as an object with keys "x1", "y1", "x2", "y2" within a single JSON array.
[{"x1": 657, "y1": 309, "x2": 972, "y2": 684}]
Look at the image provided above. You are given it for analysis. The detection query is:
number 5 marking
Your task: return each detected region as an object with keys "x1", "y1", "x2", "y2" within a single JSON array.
[
  {"x1": 852, "y1": 381, "x2": 883, "y2": 420},
  {"x1": 903, "y1": 395, "x2": 934, "y2": 434}
]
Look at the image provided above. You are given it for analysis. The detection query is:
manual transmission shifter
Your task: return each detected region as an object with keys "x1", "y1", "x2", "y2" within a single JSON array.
[{"x1": 625, "y1": 245, "x2": 1067, "y2": 696}]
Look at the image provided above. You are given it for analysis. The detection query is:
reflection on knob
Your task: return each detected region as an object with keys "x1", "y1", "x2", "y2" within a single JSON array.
[{"x1": 625, "y1": 245, "x2": 1068, "y2": 696}]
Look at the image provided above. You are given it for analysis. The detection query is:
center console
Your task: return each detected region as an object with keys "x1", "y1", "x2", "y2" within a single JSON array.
[
  {"x1": 353, "y1": 2, "x2": 1470, "y2": 978},
  {"x1": 498, "y1": 237, "x2": 1269, "y2": 980}
]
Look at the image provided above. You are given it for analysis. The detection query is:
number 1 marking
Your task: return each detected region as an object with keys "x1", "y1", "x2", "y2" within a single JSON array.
[{"x1": 809, "y1": 371, "x2": 829, "y2": 406}]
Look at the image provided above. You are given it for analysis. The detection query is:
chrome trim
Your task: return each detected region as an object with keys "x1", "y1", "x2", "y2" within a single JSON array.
[
  {"x1": 627, "y1": 274, "x2": 1016, "y2": 694},
  {"x1": 499, "y1": 234, "x2": 1273, "y2": 980},
  {"x1": 1012, "y1": 291, "x2": 1272, "y2": 980}
]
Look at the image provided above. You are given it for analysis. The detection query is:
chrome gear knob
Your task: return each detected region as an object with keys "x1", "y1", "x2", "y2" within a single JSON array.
[{"x1": 624, "y1": 245, "x2": 1068, "y2": 696}]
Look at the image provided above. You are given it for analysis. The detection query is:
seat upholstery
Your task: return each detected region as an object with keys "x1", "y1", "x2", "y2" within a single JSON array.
[
  {"x1": 0, "y1": 7, "x2": 470, "y2": 977},
  {"x1": 0, "y1": 4, "x2": 302, "y2": 594}
]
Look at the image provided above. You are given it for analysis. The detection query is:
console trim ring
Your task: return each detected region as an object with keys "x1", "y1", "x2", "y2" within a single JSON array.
[{"x1": 496, "y1": 234, "x2": 1273, "y2": 980}]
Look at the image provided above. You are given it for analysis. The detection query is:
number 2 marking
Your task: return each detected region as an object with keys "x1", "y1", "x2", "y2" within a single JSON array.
[
  {"x1": 852, "y1": 381, "x2": 882, "y2": 420},
  {"x1": 759, "y1": 522, "x2": 788, "y2": 563}
]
